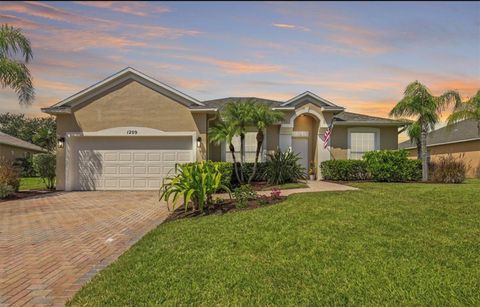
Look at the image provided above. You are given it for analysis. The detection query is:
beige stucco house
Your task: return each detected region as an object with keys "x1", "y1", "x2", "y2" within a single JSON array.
[
  {"x1": 43, "y1": 67, "x2": 405, "y2": 191},
  {"x1": 0, "y1": 132, "x2": 46, "y2": 161},
  {"x1": 399, "y1": 119, "x2": 480, "y2": 178}
]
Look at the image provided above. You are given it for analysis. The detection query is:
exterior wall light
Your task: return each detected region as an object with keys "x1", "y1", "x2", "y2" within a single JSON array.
[
  {"x1": 196, "y1": 136, "x2": 202, "y2": 148},
  {"x1": 58, "y1": 137, "x2": 65, "y2": 149}
]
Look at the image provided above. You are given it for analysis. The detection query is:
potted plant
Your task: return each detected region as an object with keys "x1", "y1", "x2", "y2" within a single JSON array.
[{"x1": 308, "y1": 161, "x2": 316, "y2": 181}]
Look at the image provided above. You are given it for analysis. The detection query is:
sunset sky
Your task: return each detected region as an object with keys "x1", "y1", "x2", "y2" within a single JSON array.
[{"x1": 0, "y1": 1, "x2": 479, "y2": 122}]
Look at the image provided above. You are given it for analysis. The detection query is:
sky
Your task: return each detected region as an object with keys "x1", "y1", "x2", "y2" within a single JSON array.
[{"x1": 0, "y1": 1, "x2": 479, "y2": 123}]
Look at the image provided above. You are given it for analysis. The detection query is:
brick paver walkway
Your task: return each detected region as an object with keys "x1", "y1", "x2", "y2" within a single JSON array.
[{"x1": 0, "y1": 191, "x2": 168, "y2": 306}]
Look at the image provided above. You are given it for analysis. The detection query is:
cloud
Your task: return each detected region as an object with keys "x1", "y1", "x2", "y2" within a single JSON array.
[
  {"x1": 34, "y1": 78, "x2": 81, "y2": 92},
  {"x1": 171, "y1": 54, "x2": 284, "y2": 74},
  {"x1": 75, "y1": 1, "x2": 170, "y2": 16},
  {"x1": 1, "y1": 1, "x2": 97, "y2": 25},
  {"x1": 272, "y1": 23, "x2": 310, "y2": 32}
]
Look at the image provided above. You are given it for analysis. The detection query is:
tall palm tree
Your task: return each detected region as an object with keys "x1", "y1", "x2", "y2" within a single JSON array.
[
  {"x1": 222, "y1": 100, "x2": 255, "y2": 165},
  {"x1": 0, "y1": 24, "x2": 34, "y2": 104},
  {"x1": 209, "y1": 120, "x2": 242, "y2": 183},
  {"x1": 390, "y1": 81, "x2": 460, "y2": 181},
  {"x1": 406, "y1": 121, "x2": 422, "y2": 160},
  {"x1": 447, "y1": 90, "x2": 480, "y2": 135},
  {"x1": 248, "y1": 104, "x2": 284, "y2": 183}
]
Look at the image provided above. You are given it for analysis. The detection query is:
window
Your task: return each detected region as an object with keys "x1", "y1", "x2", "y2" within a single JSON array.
[
  {"x1": 348, "y1": 128, "x2": 379, "y2": 160},
  {"x1": 225, "y1": 131, "x2": 262, "y2": 162}
]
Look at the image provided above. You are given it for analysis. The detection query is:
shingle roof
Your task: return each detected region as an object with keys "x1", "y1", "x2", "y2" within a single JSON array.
[
  {"x1": 198, "y1": 97, "x2": 285, "y2": 110},
  {"x1": 399, "y1": 119, "x2": 480, "y2": 149},
  {"x1": 334, "y1": 112, "x2": 405, "y2": 124},
  {"x1": 0, "y1": 132, "x2": 47, "y2": 152}
]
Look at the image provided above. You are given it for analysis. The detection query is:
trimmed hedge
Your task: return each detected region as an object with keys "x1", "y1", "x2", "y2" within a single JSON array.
[
  {"x1": 320, "y1": 160, "x2": 369, "y2": 181},
  {"x1": 363, "y1": 150, "x2": 421, "y2": 182},
  {"x1": 321, "y1": 150, "x2": 422, "y2": 182}
]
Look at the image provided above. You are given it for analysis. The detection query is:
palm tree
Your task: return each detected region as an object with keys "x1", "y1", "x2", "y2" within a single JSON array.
[
  {"x1": 222, "y1": 100, "x2": 255, "y2": 165},
  {"x1": 406, "y1": 121, "x2": 422, "y2": 160},
  {"x1": 0, "y1": 24, "x2": 34, "y2": 104},
  {"x1": 390, "y1": 81, "x2": 460, "y2": 181},
  {"x1": 209, "y1": 120, "x2": 242, "y2": 183},
  {"x1": 248, "y1": 104, "x2": 284, "y2": 183},
  {"x1": 447, "y1": 90, "x2": 480, "y2": 135}
]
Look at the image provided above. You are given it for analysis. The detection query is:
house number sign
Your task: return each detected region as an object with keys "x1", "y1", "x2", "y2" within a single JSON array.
[{"x1": 126, "y1": 130, "x2": 138, "y2": 135}]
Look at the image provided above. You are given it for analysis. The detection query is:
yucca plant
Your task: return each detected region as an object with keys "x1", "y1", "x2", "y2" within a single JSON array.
[
  {"x1": 160, "y1": 162, "x2": 230, "y2": 212},
  {"x1": 263, "y1": 150, "x2": 307, "y2": 185}
]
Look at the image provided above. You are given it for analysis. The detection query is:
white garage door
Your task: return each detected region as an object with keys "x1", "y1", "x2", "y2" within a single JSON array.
[{"x1": 70, "y1": 136, "x2": 193, "y2": 190}]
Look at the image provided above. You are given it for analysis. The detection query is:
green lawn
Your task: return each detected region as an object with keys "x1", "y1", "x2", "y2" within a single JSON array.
[
  {"x1": 69, "y1": 180, "x2": 480, "y2": 306},
  {"x1": 19, "y1": 177, "x2": 47, "y2": 190}
]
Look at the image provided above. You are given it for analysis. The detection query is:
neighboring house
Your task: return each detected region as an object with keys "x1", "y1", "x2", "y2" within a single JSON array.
[
  {"x1": 42, "y1": 67, "x2": 405, "y2": 191},
  {"x1": 0, "y1": 132, "x2": 47, "y2": 161},
  {"x1": 399, "y1": 119, "x2": 480, "y2": 178}
]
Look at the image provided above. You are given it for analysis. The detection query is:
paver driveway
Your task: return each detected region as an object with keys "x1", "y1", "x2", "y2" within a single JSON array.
[{"x1": 0, "y1": 191, "x2": 168, "y2": 306}]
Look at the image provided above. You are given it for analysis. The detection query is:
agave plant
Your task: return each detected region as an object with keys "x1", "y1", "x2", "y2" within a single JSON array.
[
  {"x1": 263, "y1": 150, "x2": 307, "y2": 185},
  {"x1": 160, "y1": 162, "x2": 230, "y2": 212}
]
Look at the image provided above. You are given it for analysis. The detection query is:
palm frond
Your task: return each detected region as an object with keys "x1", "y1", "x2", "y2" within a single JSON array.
[
  {"x1": 0, "y1": 57, "x2": 34, "y2": 104},
  {"x1": 0, "y1": 24, "x2": 33, "y2": 62}
]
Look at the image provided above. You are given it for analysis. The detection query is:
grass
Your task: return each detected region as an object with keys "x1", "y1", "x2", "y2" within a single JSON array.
[
  {"x1": 69, "y1": 180, "x2": 480, "y2": 306},
  {"x1": 260, "y1": 182, "x2": 309, "y2": 191},
  {"x1": 19, "y1": 177, "x2": 47, "y2": 190}
]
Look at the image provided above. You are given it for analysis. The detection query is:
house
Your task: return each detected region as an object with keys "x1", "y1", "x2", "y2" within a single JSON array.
[
  {"x1": 399, "y1": 119, "x2": 480, "y2": 178},
  {"x1": 42, "y1": 67, "x2": 405, "y2": 191},
  {"x1": 0, "y1": 132, "x2": 47, "y2": 161}
]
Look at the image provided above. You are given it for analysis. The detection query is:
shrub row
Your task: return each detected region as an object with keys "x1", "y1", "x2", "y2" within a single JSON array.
[
  {"x1": 320, "y1": 160, "x2": 368, "y2": 181},
  {"x1": 321, "y1": 150, "x2": 422, "y2": 182}
]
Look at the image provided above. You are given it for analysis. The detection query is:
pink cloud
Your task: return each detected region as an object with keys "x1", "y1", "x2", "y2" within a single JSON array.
[
  {"x1": 75, "y1": 1, "x2": 170, "y2": 16},
  {"x1": 272, "y1": 23, "x2": 310, "y2": 32},
  {"x1": 171, "y1": 54, "x2": 284, "y2": 74}
]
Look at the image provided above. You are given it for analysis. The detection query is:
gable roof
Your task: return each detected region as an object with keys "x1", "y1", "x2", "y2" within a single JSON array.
[
  {"x1": 334, "y1": 112, "x2": 405, "y2": 125},
  {"x1": 0, "y1": 132, "x2": 47, "y2": 152},
  {"x1": 42, "y1": 67, "x2": 204, "y2": 114},
  {"x1": 399, "y1": 119, "x2": 480, "y2": 149},
  {"x1": 280, "y1": 91, "x2": 344, "y2": 110}
]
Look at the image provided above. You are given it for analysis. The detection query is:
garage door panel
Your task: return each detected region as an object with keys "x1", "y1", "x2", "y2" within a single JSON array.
[{"x1": 72, "y1": 136, "x2": 193, "y2": 190}]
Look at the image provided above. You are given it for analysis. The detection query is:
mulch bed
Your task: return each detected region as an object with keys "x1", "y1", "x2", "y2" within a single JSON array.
[
  {"x1": 165, "y1": 195, "x2": 287, "y2": 222},
  {"x1": 0, "y1": 190, "x2": 55, "y2": 202}
]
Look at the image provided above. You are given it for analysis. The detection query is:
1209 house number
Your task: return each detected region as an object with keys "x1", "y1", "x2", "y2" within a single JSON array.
[{"x1": 126, "y1": 130, "x2": 138, "y2": 135}]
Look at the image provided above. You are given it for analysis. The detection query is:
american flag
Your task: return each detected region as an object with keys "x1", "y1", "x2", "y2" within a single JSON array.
[{"x1": 323, "y1": 121, "x2": 334, "y2": 149}]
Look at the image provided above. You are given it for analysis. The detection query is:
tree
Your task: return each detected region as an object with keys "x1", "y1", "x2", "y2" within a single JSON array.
[
  {"x1": 390, "y1": 81, "x2": 460, "y2": 181},
  {"x1": 447, "y1": 90, "x2": 480, "y2": 135},
  {"x1": 0, "y1": 24, "x2": 34, "y2": 104},
  {"x1": 222, "y1": 100, "x2": 255, "y2": 164},
  {"x1": 208, "y1": 120, "x2": 242, "y2": 183},
  {"x1": 248, "y1": 104, "x2": 284, "y2": 183},
  {"x1": 0, "y1": 113, "x2": 56, "y2": 152},
  {"x1": 406, "y1": 121, "x2": 422, "y2": 160}
]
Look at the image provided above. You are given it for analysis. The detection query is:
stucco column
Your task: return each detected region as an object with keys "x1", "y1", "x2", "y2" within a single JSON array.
[
  {"x1": 279, "y1": 126, "x2": 293, "y2": 151},
  {"x1": 317, "y1": 127, "x2": 331, "y2": 179}
]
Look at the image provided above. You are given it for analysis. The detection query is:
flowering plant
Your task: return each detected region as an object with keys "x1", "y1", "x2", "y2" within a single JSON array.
[{"x1": 270, "y1": 188, "x2": 281, "y2": 199}]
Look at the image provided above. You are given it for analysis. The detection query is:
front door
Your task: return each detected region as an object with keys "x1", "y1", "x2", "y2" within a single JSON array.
[{"x1": 292, "y1": 137, "x2": 309, "y2": 173}]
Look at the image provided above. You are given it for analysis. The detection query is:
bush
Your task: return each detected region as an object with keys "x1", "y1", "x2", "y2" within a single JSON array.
[
  {"x1": 160, "y1": 162, "x2": 230, "y2": 212},
  {"x1": 320, "y1": 160, "x2": 369, "y2": 181},
  {"x1": 0, "y1": 158, "x2": 20, "y2": 191},
  {"x1": 32, "y1": 153, "x2": 56, "y2": 190},
  {"x1": 363, "y1": 150, "x2": 421, "y2": 182},
  {"x1": 262, "y1": 150, "x2": 307, "y2": 185},
  {"x1": 232, "y1": 184, "x2": 257, "y2": 209},
  {"x1": 430, "y1": 155, "x2": 467, "y2": 183},
  {"x1": 237, "y1": 162, "x2": 268, "y2": 184},
  {"x1": 183, "y1": 161, "x2": 233, "y2": 189},
  {"x1": 0, "y1": 183, "x2": 14, "y2": 199},
  {"x1": 15, "y1": 155, "x2": 36, "y2": 177}
]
